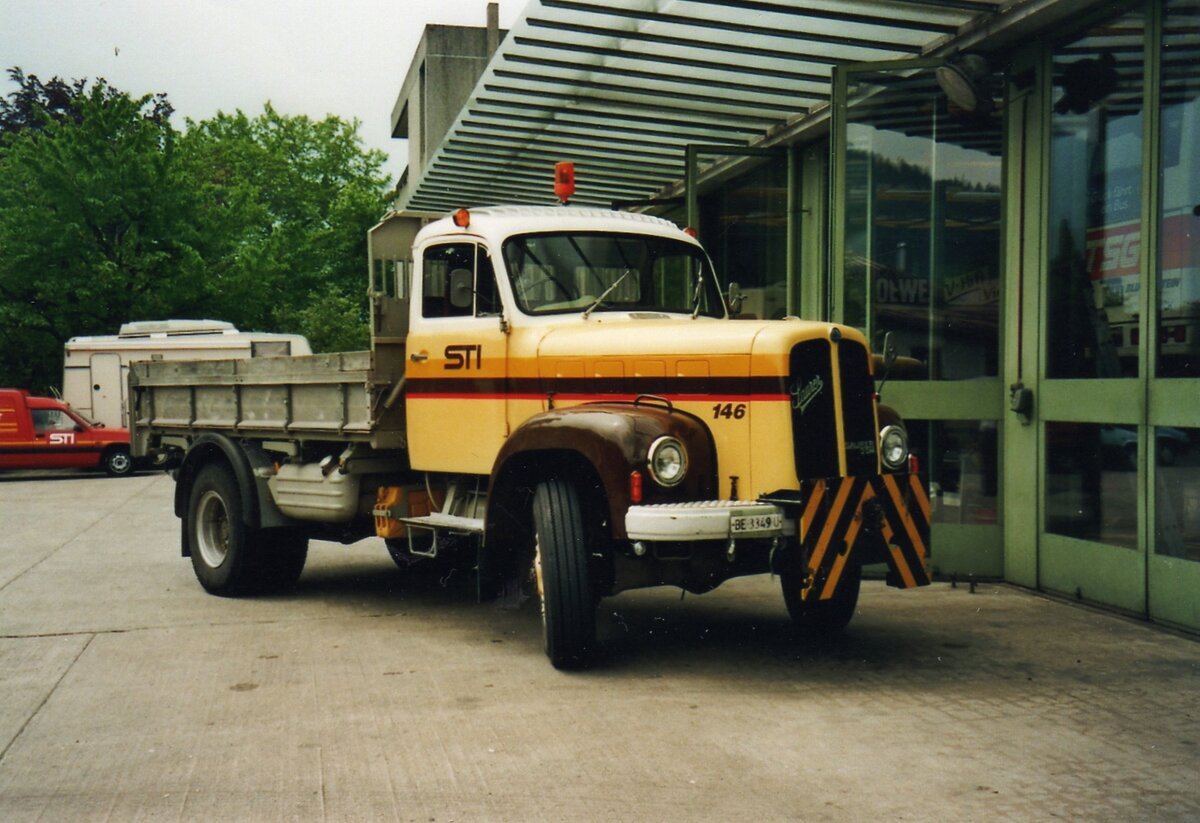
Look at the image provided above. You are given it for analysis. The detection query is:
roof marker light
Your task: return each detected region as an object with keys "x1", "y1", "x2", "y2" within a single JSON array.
[
  {"x1": 554, "y1": 161, "x2": 575, "y2": 205},
  {"x1": 453, "y1": 208, "x2": 470, "y2": 228}
]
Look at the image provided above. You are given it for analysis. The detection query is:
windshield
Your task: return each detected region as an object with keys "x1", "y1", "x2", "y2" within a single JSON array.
[{"x1": 502, "y1": 232, "x2": 725, "y2": 318}]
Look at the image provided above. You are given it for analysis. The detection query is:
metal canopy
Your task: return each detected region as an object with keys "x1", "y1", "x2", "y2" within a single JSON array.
[{"x1": 399, "y1": 0, "x2": 1005, "y2": 213}]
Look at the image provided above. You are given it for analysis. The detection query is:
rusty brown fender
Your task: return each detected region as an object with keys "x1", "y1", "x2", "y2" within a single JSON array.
[{"x1": 487, "y1": 401, "x2": 718, "y2": 542}]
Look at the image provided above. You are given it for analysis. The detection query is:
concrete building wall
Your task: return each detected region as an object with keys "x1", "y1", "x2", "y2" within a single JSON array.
[{"x1": 391, "y1": 6, "x2": 503, "y2": 206}]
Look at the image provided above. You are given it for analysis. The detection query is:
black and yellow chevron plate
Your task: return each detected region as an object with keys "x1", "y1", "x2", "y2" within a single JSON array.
[{"x1": 796, "y1": 474, "x2": 932, "y2": 602}]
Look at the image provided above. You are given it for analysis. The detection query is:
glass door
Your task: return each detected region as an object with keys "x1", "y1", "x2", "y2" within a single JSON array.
[
  {"x1": 1148, "y1": 0, "x2": 1200, "y2": 629},
  {"x1": 831, "y1": 58, "x2": 1005, "y2": 578},
  {"x1": 1035, "y1": 7, "x2": 1149, "y2": 613}
]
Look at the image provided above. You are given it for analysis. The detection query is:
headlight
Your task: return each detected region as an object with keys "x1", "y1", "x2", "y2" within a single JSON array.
[
  {"x1": 647, "y1": 436, "x2": 688, "y2": 486},
  {"x1": 879, "y1": 424, "x2": 909, "y2": 471}
]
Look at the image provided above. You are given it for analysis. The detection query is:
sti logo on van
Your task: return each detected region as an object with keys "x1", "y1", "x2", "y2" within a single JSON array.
[
  {"x1": 49, "y1": 432, "x2": 76, "y2": 445},
  {"x1": 444, "y1": 344, "x2": 482, "y2": 370}
]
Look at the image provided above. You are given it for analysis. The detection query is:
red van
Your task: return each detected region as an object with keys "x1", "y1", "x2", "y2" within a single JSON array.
[{"x1": 0, "y1": 389, "x2": 134, "y2": 476}]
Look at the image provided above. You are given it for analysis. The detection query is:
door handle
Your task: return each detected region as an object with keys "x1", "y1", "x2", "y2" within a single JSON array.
[{"x1": 410, "y1": 351, "x2": 429, "y2": 363}]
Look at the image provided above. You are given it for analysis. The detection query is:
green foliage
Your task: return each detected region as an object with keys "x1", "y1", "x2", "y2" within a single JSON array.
[
  {"x1": 276, "y1": 286, "x2": 372, "y2": 353},
  {"x1": 0, "y1": 67, "x2": 88, "y2": 136},
  {"x1": 0, "y1": 80, "x2": 204, "y2": 392},
  {"x1": 178, "y1": 105, "x2": 389, "y2": 349},
  {"x1": 0, "y1": 71, "x2": 390, "y2": 393}
]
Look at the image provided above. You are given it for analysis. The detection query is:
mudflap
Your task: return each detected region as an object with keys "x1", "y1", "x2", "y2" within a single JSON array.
[{"x1": 763, "y1": 473, "x2": 931, "y2": 603}]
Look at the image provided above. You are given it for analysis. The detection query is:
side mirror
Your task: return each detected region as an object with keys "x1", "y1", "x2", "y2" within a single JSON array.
[
  {"x1": 876, "y1": 330, "x2": 898, "y2": 397},
  {"x1": 726, "y1": 281, "x2": 746, "y2": 316},
  {"x1": 449, "y1": 268, "x2": 474, "y2": 310},
  {"x1": 881, "y1": 330, "x2": 898, "y2": 371}
]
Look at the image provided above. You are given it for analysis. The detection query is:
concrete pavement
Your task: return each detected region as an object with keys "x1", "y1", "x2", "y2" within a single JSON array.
[{"x1": 1, "y1": 470, "x2": 1198, "y2": 821}]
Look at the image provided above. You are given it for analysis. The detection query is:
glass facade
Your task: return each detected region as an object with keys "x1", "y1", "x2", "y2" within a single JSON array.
[
  {"x1": 1046, "y1": 9, "x2": 1146, "y2": 379},
  {"x1": 699, "y1": 157, "x2": 789, "y2": 318},
  {"x1": 842, "y1": 69, "x2": 1002, "y2": 379},
  {"x1": 1157, "y1": 426, "x2": 1200, "y2": 560},
  {"x1": 908, "y1": 420, "x2": 999, "y2": 526},
  {"x1": 1157, "y1": 0, "x2": 1200, "y2": 377},
  {"x1": 1044, "y1": 422, "x2": 1140, "y2": 549}
]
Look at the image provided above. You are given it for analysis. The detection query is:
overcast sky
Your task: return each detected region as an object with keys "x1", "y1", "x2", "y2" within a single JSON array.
[{"x1": 0, "y1": 0, "x2": 525, "y2": 183}]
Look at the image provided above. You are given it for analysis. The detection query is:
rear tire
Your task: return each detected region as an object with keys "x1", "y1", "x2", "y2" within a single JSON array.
[
  {"x1": 187, "y1": 464, "x2": 307, "y2": 595},
  {"x1": 532, "y1": 479, "x2": 596, "y2": 669},
  {"x1": 781, "y1": 560, "x2": 862, "y2": 635}
]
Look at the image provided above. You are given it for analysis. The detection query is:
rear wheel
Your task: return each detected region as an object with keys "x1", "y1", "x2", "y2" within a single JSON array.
[
  {"x1": 187, "y1": 464, "x2": 306, "y2": 595},
  {"x1": 532, "y1": 479, "x2": 596, "y2": 669},
  {"x1": 781, "y1": 560, "x2": 862, "y2": 635}
]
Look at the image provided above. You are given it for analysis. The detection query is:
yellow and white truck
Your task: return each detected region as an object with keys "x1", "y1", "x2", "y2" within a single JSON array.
[{"x1": 130, "y1": 206, "x2": 931, "y2": 668}]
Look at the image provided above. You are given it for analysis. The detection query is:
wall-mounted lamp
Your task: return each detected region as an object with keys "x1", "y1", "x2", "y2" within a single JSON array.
[{"x1": 936, "y1": 54, "x2": 992, "y2": 113}]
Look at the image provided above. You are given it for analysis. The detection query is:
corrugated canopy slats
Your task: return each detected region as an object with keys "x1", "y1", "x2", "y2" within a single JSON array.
[{"x1": 399, "y1": 0, "x2": 1004, "y2": 212}]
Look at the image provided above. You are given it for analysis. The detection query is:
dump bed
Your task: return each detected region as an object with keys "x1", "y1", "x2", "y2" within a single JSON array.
[{"x1": 129, "y1": 351, "x2": 407, "y2": 452}]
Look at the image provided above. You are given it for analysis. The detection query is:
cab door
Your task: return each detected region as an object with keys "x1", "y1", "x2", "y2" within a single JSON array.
[
  {"x1": 30, "y1": 407, "x2": 98, "y2": 470},
  {"x1": 405, "y1": 240, "x2": 509, "y2": 474}
]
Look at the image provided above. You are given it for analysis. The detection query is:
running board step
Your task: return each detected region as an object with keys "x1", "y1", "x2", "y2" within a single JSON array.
[{"x1": 395, "y1": 512, "x2": 485, "y2": 534}]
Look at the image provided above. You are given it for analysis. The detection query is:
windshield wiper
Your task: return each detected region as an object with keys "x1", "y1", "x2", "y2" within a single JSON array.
[{"x1": 582, "y1": 268, "x2": 634, "y2": 320}]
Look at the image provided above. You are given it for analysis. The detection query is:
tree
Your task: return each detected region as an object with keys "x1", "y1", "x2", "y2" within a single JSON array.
[
  {"x1": 178, "y1": 105, "x2": 389, "y2": 352},
  {"x1": 0, "y1": 66, "x2": 171, "y2": 138},
  {"x1": 0, "y1": 69, "x2": 391, "y2": 394},
  {"x1": 0, "y1": 77, "x2": 204, "y2": 393}
]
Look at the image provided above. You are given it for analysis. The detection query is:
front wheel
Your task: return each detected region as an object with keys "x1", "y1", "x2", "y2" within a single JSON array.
[
  {"x1": 532, "y1": 479, "x2": 596, "y2": 669},
  {"x1": 780, "y1": 560, "x2": 862, "y2": 635},
  {"x1": 103, "y1": 447, "x2": 133, "y2": 477}
]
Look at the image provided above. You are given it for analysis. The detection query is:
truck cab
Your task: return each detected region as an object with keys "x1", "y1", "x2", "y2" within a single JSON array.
[
  {"x1": 0, "y1": 389, "x2": 134, "y2": 475},
  {"x1": 399, "y1": 207, "x2": 930, "y2": 662}
]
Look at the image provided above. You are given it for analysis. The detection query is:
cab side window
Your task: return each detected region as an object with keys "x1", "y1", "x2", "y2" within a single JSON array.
[
  {"x1": 422, "y1": 243, "x2": 500, "y2": 318},
  {"x1": 32, "y1": 409, "x2": 75, "y2": 433}
]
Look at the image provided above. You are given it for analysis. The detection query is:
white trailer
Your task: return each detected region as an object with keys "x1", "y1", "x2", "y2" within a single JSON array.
[{"x1": 63, "y1": 320, "x2": 311, "y2": 429}]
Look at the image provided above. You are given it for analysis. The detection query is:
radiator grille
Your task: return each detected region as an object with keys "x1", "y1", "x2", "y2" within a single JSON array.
[
  {"x1": 789, "y1": 340, "x2": 839, "y2": 479},
  {"x1": 838, "y1": 339, "x2": 879, "y2": 476},
  {"x1": 788, "y1": 337, "x2": 878, "y2": 480}
]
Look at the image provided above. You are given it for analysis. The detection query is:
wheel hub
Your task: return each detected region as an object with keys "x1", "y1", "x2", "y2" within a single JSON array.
[{"x1": 195, "y1": 490, "x2": 231, "y2": 568}]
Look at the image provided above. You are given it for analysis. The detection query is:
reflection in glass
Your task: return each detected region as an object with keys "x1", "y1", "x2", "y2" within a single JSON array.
[
  {"x1": 907, "y1": 419, "x2": 999, "y2": 526},
  {"x1": 1157, "y1": 427, "x2": 1200, "y2": 561},
  {"x1": 1046, "y1": 10, "x2": 1145, "y2": 379},
  {"x1": 842, "y1": 68, "x2": 1002, "y2": 379},
  {"x1": 1045, "y1": 422, "x2": 1139, "y2": 549},
  {"x1": 700, "y1": 157, "x2": 789, "y2": 318},
  {"x1": 1157, "y1": 0, "x2": 1200, "y2": 377}
]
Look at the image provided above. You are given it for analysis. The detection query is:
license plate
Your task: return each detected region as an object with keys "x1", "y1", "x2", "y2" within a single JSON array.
[{"x1": 729, "y1": 512, "x2": 783, "y2": 536}]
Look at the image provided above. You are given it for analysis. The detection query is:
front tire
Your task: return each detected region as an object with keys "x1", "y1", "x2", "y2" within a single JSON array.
[
  {"x1": 103, "y1": 447, "x2": 133, "y2": 476},
  {"x1": 532, "y1": 479, "x2": 596, "y2": 669},
  {"x1": 781, "y1": 560, "x2": 862, "y2": 635}
]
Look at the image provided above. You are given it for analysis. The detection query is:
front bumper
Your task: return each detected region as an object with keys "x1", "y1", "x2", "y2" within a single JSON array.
[
  {"x1": 625, "y1": 500, "x2": 793, "y2": 542},
  {"x1": 624, "y1": 473, "x2": 932, "y2": 597}
]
